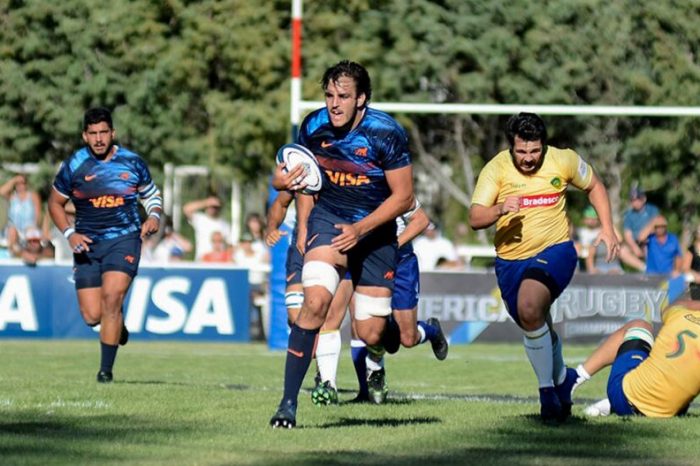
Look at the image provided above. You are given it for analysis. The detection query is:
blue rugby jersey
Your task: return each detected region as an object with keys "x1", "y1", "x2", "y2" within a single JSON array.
[
  {"x1": 298, "y1": 107, "x2": 412, "y2": 222},
  {"x1": 53, "y1": 146, "x2": 158, "y2": 241}
]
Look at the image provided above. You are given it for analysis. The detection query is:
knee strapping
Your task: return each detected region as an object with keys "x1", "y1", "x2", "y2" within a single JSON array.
[
  {"x1": 354, "y1": 293, "x2": 392, "y2": 321},
  {"x1": 623, "y1": 326, "x2": 654, "y2": 348},
  {"x1": 302, "y1": 261, "x2": 340, "y2": 295},
  {"x1": 285, "y1": 291, "x2": 304, "y2": 309}
]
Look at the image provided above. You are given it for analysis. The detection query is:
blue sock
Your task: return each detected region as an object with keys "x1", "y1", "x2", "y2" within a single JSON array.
[
  {"x1": 417, "y1": 320, "x2": 438, "y2": 343},
  {"x1": 351, "y1": 339, "x2": 369, "y2": 396},
  {"x1": 281, "y1": 324, "x2": 319, "y2": 405},
  {"x1": 100, "y1": 341, "x2": 118, "y2": 372}
]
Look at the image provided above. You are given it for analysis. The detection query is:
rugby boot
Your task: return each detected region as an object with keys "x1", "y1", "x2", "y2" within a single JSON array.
[
  {"x1": 539, "y1": 386, "x2": 562, "y2": 424},
  {"x1": 367, "y1": 368, "x2": 388, "y2": 405},
  {"x1": 311, "y1": 380, "x2": 338, "y2": 406},
  {"x1": 270, "y1": 399, "x2": 297, "y2": 429},
  {"x1": 427, "y1": 318, "x2": 449, "y2": 360},
  {"x1": 96, "y1": 370, "x2": 113, "y2": 384},
  {"x1": 554, "y1": 367, "x2": 579, "y2": 421}
]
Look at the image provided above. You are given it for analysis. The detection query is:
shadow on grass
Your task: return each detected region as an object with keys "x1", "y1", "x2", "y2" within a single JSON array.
[
  {"x1": 314, "y1": 416, "x2": 441, "y2": 429},
  {"x1": 258, "y1": 412, "x2": 681, "y2": 466},
  {"x1": 0, "y1": 413, "x2": 193, "y2": 463}
]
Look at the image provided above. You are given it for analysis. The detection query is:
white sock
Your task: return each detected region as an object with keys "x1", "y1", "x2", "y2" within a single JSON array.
[
  {"x1": 316, "y1": 330, "x2": 341, "y2": 388},
  {"x1": 523, "y1": 324, "x2": 554, "y2": 388},
  {"x1": 552, "y1": 332, "x2": 566, "y2": 385},
  {"x1": 417, "y1": 325, "x2": 427, "y2": 344},
  {"x1": 365, "y1": 350, "x2": 384, "y2": 372}
]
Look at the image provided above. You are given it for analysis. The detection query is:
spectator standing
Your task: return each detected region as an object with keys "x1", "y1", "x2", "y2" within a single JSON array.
[
  {"x1": 639, "y1": 215, "x2": 682, "y2": 276},
  {"x1": 183, "y1": 195, "x2": 231, "y2": 260},
  {"x1": 412, "y1": 222, "x2": 462, "y2": 271},
  {"x1": 623, "y1": 186, "x2": 660, "y2": 263},
  {"x1": 1, "y1": 174, "x2": 42, "y2": 255}
]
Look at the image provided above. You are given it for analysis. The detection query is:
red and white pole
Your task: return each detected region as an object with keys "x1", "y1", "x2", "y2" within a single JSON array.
[{"x1": 290, "y1": 0, "x2": 302, "y2": 141}]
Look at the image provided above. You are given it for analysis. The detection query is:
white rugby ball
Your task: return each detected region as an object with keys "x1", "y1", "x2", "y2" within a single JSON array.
[{"x1": 275, "y1": 143, "x2": 323, "y2": 194}]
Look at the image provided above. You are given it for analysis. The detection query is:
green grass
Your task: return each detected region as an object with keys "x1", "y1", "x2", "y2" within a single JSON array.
[{"x1": 1, "y1": 340, "x2": 699, "y2": 465}]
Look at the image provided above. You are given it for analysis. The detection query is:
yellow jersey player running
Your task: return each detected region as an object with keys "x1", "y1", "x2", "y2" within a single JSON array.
[
  {"x1": 469, "y1": 113, "x2": 619, "y2": 422},
  {"x1": 573, "y1": 295, "x2": 700, "y2": 418}
]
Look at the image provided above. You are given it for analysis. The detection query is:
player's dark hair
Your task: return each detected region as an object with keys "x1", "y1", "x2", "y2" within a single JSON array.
[
  {"x1": 505, "y1": 112, "x2": 547, "y2": 147},
  {"x1": 83, "y1": 107, "x2": 113, "y2": 131},
  {"x1": 321, "y1": 60, "x2": 372, "y2": 104}
]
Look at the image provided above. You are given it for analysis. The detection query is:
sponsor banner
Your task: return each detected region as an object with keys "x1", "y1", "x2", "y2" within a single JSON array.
[
  {"x1": 0, "y1": 263, "x2": 250, "y2": 342},
  {"x1": 418, "y1": 272, "x2": 678, "y2": 343}
]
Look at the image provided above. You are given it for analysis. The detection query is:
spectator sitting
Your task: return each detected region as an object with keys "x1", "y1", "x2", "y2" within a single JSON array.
[
  {"x1": 413, "y1": 222, "x2": 462, "y2": 271},
  {"x1": 183, "y1": 195, "x2": 231, "y2": 260},
  {"x1": 0, "y1": 174, "x2": 42, "y2": 256},
  {"x1": 153, "y1": 218, "x2": 193, "y2": 263},
  {"x1": 578, "y1": 206, "x2": 623, "y2": 274},
  {"x1": 19, "y1": 226, "x2": 54, "y2": 266},
  {"x1": 623, "y1": 185, "x2": 660, "y2": 264},
  {"x1": 639, "y1": 215, "x2": 682, "y2": 276},
  {"x1": 202, "y1": 231, "x2": 233, "y2": 263},
  {"x1": 682, "y1": 224, "x2": 700, "y2": 283}
]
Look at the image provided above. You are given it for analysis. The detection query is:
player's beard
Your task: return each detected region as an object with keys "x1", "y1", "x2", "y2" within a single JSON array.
[
  {"x1": 89, "y1": 142, "x2": 114, "y2": 160},
  {"x1": 511, "y1": 150, "x2": 545, "y2": 175}
]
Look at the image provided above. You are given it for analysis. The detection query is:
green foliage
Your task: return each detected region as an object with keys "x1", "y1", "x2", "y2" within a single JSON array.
[{"x1": 0, "y1": 0, "x2": 699, "y2": 225}]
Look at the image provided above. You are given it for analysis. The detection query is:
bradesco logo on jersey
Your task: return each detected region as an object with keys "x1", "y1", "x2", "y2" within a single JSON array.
[{"x1": 519, "y1": 193, "x2": 561, "y2": 209}]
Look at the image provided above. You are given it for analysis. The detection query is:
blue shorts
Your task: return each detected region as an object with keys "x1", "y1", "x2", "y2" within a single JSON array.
[
  {"x1": 494, "y1": 241, "x2": 578, "y2": 326},
  {"x1": 73, "y1": 232, "x2": 142, "y2": 289},
  {"x1": 306, "y1": 206, "x2": 397, "y2": 290},
  {"x1": 285, "y1": 231, "x2": 303, "y2": 286},
  {"x1": 392, "y1": 247, "x2": 419, "y2": 310},
  {"x1": 607, "y1": 340, "x2": 650, "y2": 416}
]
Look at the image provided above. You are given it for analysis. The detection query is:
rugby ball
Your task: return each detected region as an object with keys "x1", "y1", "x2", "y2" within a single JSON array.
[{"x1": 275, "y1": 143, "x2": 323, "y2": 194}]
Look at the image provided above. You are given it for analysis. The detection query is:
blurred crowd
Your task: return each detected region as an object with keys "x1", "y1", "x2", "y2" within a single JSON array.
[{"x1": 1, "y1": 173, "x2": 697, "y2": 286}]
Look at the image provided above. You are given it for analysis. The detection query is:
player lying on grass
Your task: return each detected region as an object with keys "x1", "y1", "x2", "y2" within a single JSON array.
[{"x1": 570, "y1": 294, "x2": 700, "y2": 417}]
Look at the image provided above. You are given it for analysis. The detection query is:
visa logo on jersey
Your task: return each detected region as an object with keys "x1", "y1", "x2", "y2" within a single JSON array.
[
  {"x1": 520, "y1": 193, "x2": 560, "y2": 208},
  {"x1": 324, "y1": 170, "x2": 370, "y2": 186},
  {"x1": 90, "y1": 195, "x2": 125, "y2": 208}
]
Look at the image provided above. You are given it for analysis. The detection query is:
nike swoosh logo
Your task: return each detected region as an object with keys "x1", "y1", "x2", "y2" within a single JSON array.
[
  {"x1": 306, "y1": 234, "x2": 319, "y2": 247},
  {"x1": 286, "y1": 272, "x2": 297, "y2": 282},
  {"x1": 321, "y1": 141, "x2": 333, "y2": 148},
  {"x1": 287, "y1": 348, "x2": 304, "y2": 358},
  {"x1": 84, "y1": 174, "x2": 97, "y2": 181}
]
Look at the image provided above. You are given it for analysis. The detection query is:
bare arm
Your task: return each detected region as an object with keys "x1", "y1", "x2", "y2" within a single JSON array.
[
  {"x1": 331, "y1": 165, "x2": 414, "y2": 252},
  {"x1": 397, "y1": 207, "x2": 429, "y2": 248},
  {"x1": 295, "y1": 193, "x2": 315, "y2": 254},
  {"x1": 469, "y1": 196, "x2": 520, "y2": 230},
  {"x1": 585, "y1": 173, "x2": 620, "y2": 262},
  {"x1": 0, "y1": 176, "x2": 20, "y2": 199},
  {"x1": 49, "y1": 188, "x2": 92, "y2": 252},
  {"x1": 264, "y1": 191, "x2": 294, "y2": 247},
  {"x1": 183, "y1": 197, "x2": 218, "y2": 220}
]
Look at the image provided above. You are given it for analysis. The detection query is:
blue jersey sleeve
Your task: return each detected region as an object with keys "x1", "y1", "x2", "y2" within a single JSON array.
[
  {"x1": 378, "y1": 123, "x2": 411, "y2": 171},
  {"x1": 53, "y1": 161, "x2": 72, "y2": 197}
]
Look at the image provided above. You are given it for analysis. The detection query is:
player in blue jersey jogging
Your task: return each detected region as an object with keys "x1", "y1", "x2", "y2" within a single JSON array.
[
  {"x1": 270, "y1": 60, "x2": 415, "y2": 428},
  {"x1": 48, "y1": 107, "x2": 162, "y2": 383}
]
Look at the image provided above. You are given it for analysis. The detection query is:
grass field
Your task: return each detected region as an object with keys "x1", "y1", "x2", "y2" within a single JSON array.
[{"x1": 1, "y1": 339, "x2": 698, "y2": 466}]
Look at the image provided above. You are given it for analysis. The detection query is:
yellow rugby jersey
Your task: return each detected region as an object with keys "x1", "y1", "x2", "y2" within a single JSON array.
[
  {"x1": 471, "y1": 147, "x2": 593, "y2": 260},
  {"x1": 623, "y1": 306, "x2": 700, "y2": 418}
]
